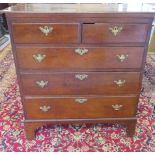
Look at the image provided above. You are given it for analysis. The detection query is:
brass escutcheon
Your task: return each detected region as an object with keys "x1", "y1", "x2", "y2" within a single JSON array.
[
  {"x1": 40, "y1": 105, "x2": 51, "y2": 112},
  {"x1": 116, "y1": 54, "x2": 128, "y2": 62},
  {"x1": 36, "y1": 80, "x2": 48, "y2": 88},
  {"x1": 39, "y1": 26, "x2": 53, "y2": 36},
  {"x1": 112, "y1": 104, "x2": 123, "y2": 110},
  {"x1": 109, "y1": 26, "x2": 123, "y2": 36},
  {"x1": 75, "y1": 98, "x2": 88, "y2": 104},
  {"x1": 114, "y1": 79, "x2": 126, "y2": 87},
  {"x1": 75, "y1": 74, "x2": 88, "y2": 80},
  {"x1": 33, "y1": 53, "x2": 46, "y2": 62},
  {"x1": 75, "y1": 48, "x2": 88, "y2": 56}
]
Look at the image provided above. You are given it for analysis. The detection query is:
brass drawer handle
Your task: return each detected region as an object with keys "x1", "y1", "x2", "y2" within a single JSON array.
[
  {"x1": 116, "y1": 54, "x2": 128, "y2": 62},
  {"x1": 36, "y1": 80, "x2": 48, "y2": 88},
  {"x1": 109, "y1": 26, "x2": 123, "y2": 36},
  {"x1": 39, "y1": 26, "x2": 53, "y2": 36},
  {"x1": 75, "y1": 98, "x2": 88, "y2": 104},
  {"x1": 33, "y1": 54, "x2": 46, "y2": 62},
  {"x1": 75, "y1": 74, "x2": 88, "y2": 80},
  {"x1": 40, "y1": 105, "x2": 51, "y2": 112},
  {"x1": 112, "y1": 104, "x2": 123, "y2": 110},
  {"x1": 75, "y1": 48, "x2": 88, "y2": 56},
  {"x1": 114, "y1": 80, "x2": 126, "y2": 87}
]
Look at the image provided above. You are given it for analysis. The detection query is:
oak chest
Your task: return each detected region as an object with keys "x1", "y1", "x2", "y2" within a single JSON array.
[{"x1": 4, "y1": 3, "x2": 155, "y2": 139}]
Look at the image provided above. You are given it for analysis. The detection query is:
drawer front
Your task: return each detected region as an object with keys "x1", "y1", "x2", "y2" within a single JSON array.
[
  {"x1": 24, "y1": 96, "x2": 138, "y2": 119},
  {"x1": 12, "y1": 23, "x2": 79, "y2": 43},
  {"x1": 21, "y1": 72, "x2": 140, "y2": 95},
  {"x1": 83, "y1": 23, "x2": 149, "y2": 43},
  {"x1": 16, "y1": 47, "x2": 144, "y2": 70}
]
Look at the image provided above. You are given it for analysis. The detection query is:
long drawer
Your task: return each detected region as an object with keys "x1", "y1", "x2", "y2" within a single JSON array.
[
  {"x1": 16, "y1": 47, "x2": 144, "y2": 70},
  {"x1": 23, "y1": 96, "x2": 138, "y2": 119},
  {"x1": 12, "y1": 23, "x2": 79, "y2": 44},
  {"x1": 21, "y1": 72, "x2": 141, "y2": 95},
  {"x1": 83, "y1": 23, "x2": 149, "y2": 43}
]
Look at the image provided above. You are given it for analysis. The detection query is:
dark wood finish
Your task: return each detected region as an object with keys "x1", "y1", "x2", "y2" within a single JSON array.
[
  {"x1": 2, "y1": 4, "x2": 155, "y2": 18},
  {"x1": 16, "y1": 47, "x2": 144, "y2": 70},
  {"x1": 24, "y1": 122, "x2": 43, "y2": 140},
  {"x1": 24, "y1": 118, "x2": 137, "y2": 140},
  {"x1": 21, "y1": 72, "x2": 140, "y2": 95},
  {"x1": 126, "y1": 120, "x2": 137, "y2": 137},
  {"x1": 7, "y1": 16, "x2": 152, "y2": 25},
  {"x1": 4, "y1": 3, "x2": 154, "y2": 140},
  {"x1": 0, "y1": 3, "x2": 9, "y2": 10},
  {"x1": 12, "y1": 23, "x2": 80, "y2": 44},
  {"x1": 83, "y1": 23, "x2": 149, "y2": 43},
  {"x1": 24, "y1": 96, "x2": 138, "y2": 119}
]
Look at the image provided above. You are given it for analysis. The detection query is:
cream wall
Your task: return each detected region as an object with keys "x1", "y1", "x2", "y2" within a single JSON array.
[{"x1": 149, "y1": 26, "x2": 155, "y2": 54}]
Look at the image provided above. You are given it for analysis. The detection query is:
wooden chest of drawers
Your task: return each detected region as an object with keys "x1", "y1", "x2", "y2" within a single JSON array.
[{"x1": 4, "y1": 3, "x2": 155, "y2": 140}]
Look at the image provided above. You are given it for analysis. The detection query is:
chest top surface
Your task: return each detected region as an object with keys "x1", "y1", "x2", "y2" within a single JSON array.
[{"x1": 2, "y1": 3, "x2": 155, "y2": 16}]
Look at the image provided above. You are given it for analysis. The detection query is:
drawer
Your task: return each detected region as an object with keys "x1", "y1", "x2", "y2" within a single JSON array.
[
  {"x1": 24, "y1": 96, "x2": 138, "y2": 119},
  {"x1": 83, "y1": 23, "x2": 149, "y2": 43},
  {"x1": 16, "y1": 47, "x2": 144, "y2": 70},
  {"x1": 21, "y1": 72, "x2": 140, "y2": 95},
  {"x1": 12, "y1": 23, "x2": 79, "y2": 44}
]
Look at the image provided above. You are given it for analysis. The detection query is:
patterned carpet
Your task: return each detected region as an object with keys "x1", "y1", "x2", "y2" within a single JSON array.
[{"x1": 0, "y1": 44, "x2": 155, "y2": 152}]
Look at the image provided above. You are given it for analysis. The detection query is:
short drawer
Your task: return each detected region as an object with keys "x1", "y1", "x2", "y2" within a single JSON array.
[
  {"x1": 12, "y1": 23, "x2": 79, "y2": 44},
  {"x1": 83, "y1": 23, "x2": 149, "y2": 43},
  {"x1": 23, "y1": 96, "x2": 138, "y2": 119},
  {"x1": 16, "y1": 47, "x2": 144, "y2": 70},
  {"x1": 21, "y1": 72, "x2": 140, "y2": 95}
]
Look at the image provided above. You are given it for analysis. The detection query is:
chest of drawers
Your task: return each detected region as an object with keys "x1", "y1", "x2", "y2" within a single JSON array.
[{"x1": 4, "y1": 3, "x2": 155, "y2": 140}]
